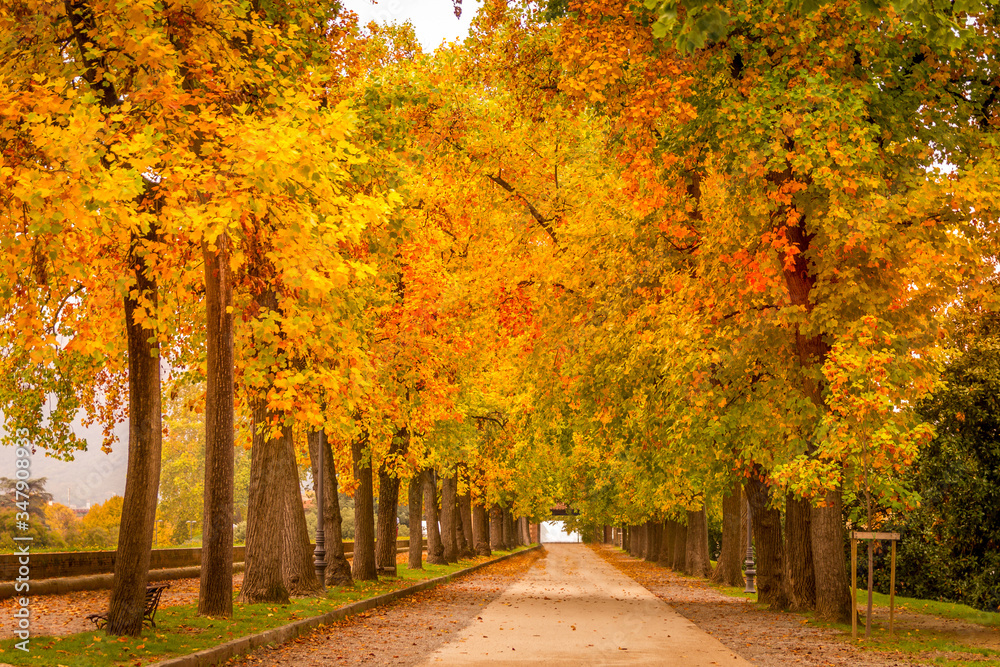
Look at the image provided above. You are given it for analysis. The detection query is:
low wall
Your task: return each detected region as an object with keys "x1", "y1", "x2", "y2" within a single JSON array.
[{"x1": 0, "y1": 539, "x2": 420, "y2": 582}]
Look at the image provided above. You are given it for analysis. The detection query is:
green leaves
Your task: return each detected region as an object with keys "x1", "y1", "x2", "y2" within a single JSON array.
[{"x1": 643, "y1": 0, "x2": 730, "y2": 49}]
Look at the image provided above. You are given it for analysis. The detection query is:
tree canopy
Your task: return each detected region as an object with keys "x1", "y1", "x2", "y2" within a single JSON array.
[{"x1": 3, "y1": 0, "x2": 999, "y2": 624}]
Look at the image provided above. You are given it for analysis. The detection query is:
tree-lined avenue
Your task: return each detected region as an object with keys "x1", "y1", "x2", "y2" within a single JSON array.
[
  {"x1": 2, "y1": 0, "x2": 999, "y2": 648},
  {"x1": 420, "y1": 543, "x2": 751, "y2": 666}
]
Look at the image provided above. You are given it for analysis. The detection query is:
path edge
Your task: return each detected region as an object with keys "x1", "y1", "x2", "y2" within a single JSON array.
[{"x1": 153, "y1": 545, "x2": 542, "y2": 667}]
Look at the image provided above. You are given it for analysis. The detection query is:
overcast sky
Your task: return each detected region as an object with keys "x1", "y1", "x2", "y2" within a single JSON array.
[{"x1": 339, "y1": 0, "x2": 482, "y2": 51}]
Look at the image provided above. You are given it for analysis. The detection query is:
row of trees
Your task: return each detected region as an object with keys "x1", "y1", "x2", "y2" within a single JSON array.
[
  {"x1": 601, "y1": 297, "x2": 1000, "y2": 616},
  {"x1": 3, "y1": 0, "x2": 998, "y2": 633},
  {"x1": 1, "y1": 0, "x2": 552, "y2": 635}
]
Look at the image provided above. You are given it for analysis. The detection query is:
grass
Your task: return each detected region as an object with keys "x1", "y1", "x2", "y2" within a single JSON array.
[
  {"x1": 854, "y1": 588, "x2": 1000, "y2": 629},
  {"x1": 842, "y1": 589, "x2": 1000, "y2": 664},
  {"x1": 701, "y1": 564, "x2": 1000, "y2": 664},
  {"x1": 699, "y1": 559, "x2": 1000, "y2": 629},
  {"x1": 0, "y1": 548, "x2": 528, "y2": 667}
]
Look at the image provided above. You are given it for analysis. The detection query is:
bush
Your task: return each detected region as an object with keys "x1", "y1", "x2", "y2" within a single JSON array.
[
  {"x1": 0, "y1": 510, "x2": 60, "y2": 550},
  {"x1": 77, "y1": 525, "x2": 114, "y2": 549}
]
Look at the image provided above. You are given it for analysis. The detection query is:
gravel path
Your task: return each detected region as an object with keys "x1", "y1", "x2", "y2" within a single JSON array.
[
  {"x1": 228, "y1": 549, "x2": 544, "y2": 666},
  {"x1": 594, "y1": 545, "x2": 921, "y2": 667},
  {"x1": 420, "y1": 543, "x2": 750, "y2": 666},
  {"x1": 8, "y1": 544, "x2": 991, "y2": 666}
]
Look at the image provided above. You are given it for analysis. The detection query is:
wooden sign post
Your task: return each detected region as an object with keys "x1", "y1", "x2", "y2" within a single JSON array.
[{"x1": 850, "y1": 531, "x2": 900, "y2": 640}]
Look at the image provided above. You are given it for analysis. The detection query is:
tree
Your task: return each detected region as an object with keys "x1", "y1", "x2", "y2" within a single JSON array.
[
  {"x1": 81, "y1": 496, "x2": 124, "y2": 546},
  {"x1": 308, "y1": 430, "x2": 353, "y2": 586},
  {"x1": 375, "y1": 428, "x2": 407, "y2": 574},
  {"x1": 239, "y1": 395, "x2": 289, "y2": 605},
  {"x1": 543, "y1": 0, "x2": 1000, "y2": 622},
  {"x1": 351, "y1": 430, "x2": 378, "y2": 580},
  {"x1": 0, "y1": 477, "x2": 52, "y2": 523},
  {"x1": 712, "y1": 483, "x2": 745, "y2": 588},
  {"x1": 407, "y1": 469, "x2": 425, "y2": 569},
  {"x1": 280, "y1": 425, "x2": 322, "y2": 596},
  {"x1": 159, "y1": 384, "x2": 252, "y2": 548},
  {"x1": 425, "y1": 470, "x2": 446, "y2": 564},
  {"x1": 44, "y1": 502, "x2": 79, "y2": 545},
  {"x1": 200, "y1": 228, "x2": 235, "y2": 617}
]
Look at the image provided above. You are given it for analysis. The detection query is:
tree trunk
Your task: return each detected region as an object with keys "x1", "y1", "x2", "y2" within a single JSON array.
[
  {"x1": 747, "y1": 475, "x2": 789, "y2": 610},
  {"x1": 376, "y1": 429, "x2": 406, "y2": 574},
  {"x1": 780, "y1": 214, "x2": 851, "y2": 622},
  {"x1": 658, "y1": 519, "x2": 674, "y2": 567},
  {"x1": 500, "y1": 506, "x2": 513, "y2": 549},
  {"x1": 106, "y1": 230, "x2": 162, "y2": 635},
  {"x1": 489, "y1": 504, "x2": 504, "y2": 551},
  {"x1": 453, "y1": 467, "x2": 471, "y2": 557},
  {"x1": 239, "y1": 397, "x2": 289, "y2": 604},
  {"x1": 306, "y1": 431, "x2": 351, "y2": 586},
  {"x1": 407, "y1": 471, "x2": 424, "y2": 570},
  {"x1": 424, "y1": 469, "x2": 446, "y2": 565},
  {"x1": 812, "y1": 486, "x2": 851, "y2": 622},
  {"x1": 685, "y1": 508, "x2": 712, "y2": 578},
  {"x1": 672, "y1": 521, "x2": 687, "y2": 571},
  {"x1": 440, "y1": 475, "x2": 458, "y2": 562},
  {"x1": 351, "y1": 431, "x2": 377, "y2": 581},
  {"x1": 280, "y1": 424, "x2": 322, "y2": 596},
  {"x1": 645, "y1": 520, "x2": 660, "y2": 562},
  {"x1": 473, "y1": 502, "x2": 491, "y2": 556},
  {"x1": 713, "y1": 481, "x2": 745, "y2": 587},
  {"x1": 198, "y1": 234, "x2": 234, "y2": 617},
  {"x1": 521, "y1": 517, "x2": 531, "y2": 545},
  {"x1": 785, "y1": 493, "x2": 817, "y2": 611},
  {"x1": 457, "y1": 482, "x2": 475, "y2": 558}
]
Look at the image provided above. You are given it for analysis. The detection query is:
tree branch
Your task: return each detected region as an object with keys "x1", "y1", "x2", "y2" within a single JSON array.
[{"x1": 485, "y1": 171, "x2": 560, "y2": 247}]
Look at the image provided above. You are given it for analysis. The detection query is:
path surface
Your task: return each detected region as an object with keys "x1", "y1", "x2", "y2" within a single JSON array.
[
  {"x1": 420, "y1": 543, "x2": 751, "y2": 666},
  {"x1": 232, "y1": 550, "x2": 544, "y2": 666}
]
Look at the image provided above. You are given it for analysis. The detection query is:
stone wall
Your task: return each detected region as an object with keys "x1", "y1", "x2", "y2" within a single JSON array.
[{"x1": 1, "y1": 540, "x2": 420, "y2": 582}]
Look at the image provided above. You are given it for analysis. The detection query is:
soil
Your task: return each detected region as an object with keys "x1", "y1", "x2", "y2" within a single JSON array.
[
  {"x1": 595, "y1": 544, "x2": 999, "y2": 666},
  {"x1": 228, "y1": 550, "x2": 544, "y2": 666},
  {"x1": 418, "y1": 543, "x2": 750, "y2": 666},
  {"x1": 4, "y1": 544, "x2": 997, "y2": 666},
  {"x1": 0, "y1": 572, "x2": 246, "y2": 640}
]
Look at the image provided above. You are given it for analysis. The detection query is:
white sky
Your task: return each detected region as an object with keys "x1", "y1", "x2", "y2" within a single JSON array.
[{"x1": 340, "y1": 0, "x2": 483, "y2": 51}]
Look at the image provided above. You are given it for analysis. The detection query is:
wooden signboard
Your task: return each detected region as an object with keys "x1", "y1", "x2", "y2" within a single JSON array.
[{"x1": 850, "y1": 531, "x2": 900, "y2": 640}]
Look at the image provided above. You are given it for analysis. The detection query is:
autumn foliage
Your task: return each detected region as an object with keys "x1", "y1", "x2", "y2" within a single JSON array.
[{"x1": 2, "y1": 0, "x2": 999, "y2": 633}]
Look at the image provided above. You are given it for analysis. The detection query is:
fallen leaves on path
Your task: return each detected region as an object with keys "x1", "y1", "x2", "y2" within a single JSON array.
[
  {"x1": 228, "y1": 550, "x2": 543, "y2": 666},
  {"x1": 594, "y1": 545, "x2": 927, "y2": 667}
]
